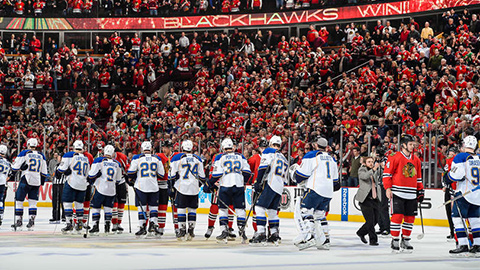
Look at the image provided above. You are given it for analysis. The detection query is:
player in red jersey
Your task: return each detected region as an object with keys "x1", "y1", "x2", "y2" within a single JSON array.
[
  {"x1": 112, "y1": 151, "x2": 129, "y2": 233},
  {"x1": 157, "y1": 140, "x2": 176, "y2": 235},
  {"x1": 383, "y1": 134, "x2": 424, "y2": 252}
]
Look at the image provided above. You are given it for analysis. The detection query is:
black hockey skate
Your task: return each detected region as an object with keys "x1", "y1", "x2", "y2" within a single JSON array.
[
  {"x1": 89, "y1": 222, "x2": 100, "y2": 235},
  {"x1": 187, "y1": 227, "x2": 195, "y2": 241},
  {"x1": 400, "y1": 237, "x2": 413, "y2": 253},
  {"x1": 116, "y1": 225, "x2": 124, "y2": 234},
  {"x1": 449, "y1": 245, "x2": 470, "y2": 257},
  {"x1": 205, "y1": 226, "x2": 214, "y2": 239},
  {"x1": 49, "y1": 218, "x2": 60, "y2": 224},
  {"x1": 216, "y1": 230, "x2": 229, "y2": 244},
  {"x1": 295, "y1": 235, "x2": 316, "y2": 251},
  {"x1": 11, "y1": 219, "x2": 22, "y2": 231},
  {"x1": 267, "y1": 232, "x2": 281, "y2": 246},
  {"x1": 147, "y1": 222, "x2": 162, "y2": 238},
  {"x1": 176, "y1": 228, "x2": 187, "y2": 241},
  {"x1": 75, "y1": 221, "x2": 83, "y2": 234},
  {"x1": 135, "y1": 225, "x2": 147, "y2": 237},
  {"x1": 469, "y1": 245, "x2": 480, "y2": 257},
  {"x1": 391, "y1": 239, "x2": 400, "y2": 253},
  {"x1": 227, "y1": 227, "x2": 236, "y2": 241},
  {"x1": 105, "y1": 221, "x2": 111, "y2": 235},
  {"x1": 61, "y1": 223, "x2": 74, "y2": 234},
  {"x1": 0, "y1": 219, "x2": 2, "y2": 227},
  {"x1": 26, "y1": 218, "x2": 35, "y2": 231},
  {"x1": 239, "y1": 229, "x2": 248, "y2": 244},
  {"x1": 249, "y1": 232, "x2": 267, "y2": 246},
  {"x1": 112, "y1": 224, "x2": 118, "y2": 233}
]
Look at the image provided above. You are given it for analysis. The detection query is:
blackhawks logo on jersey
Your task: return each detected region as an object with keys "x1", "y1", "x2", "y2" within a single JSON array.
[{"x1": 402, "y1": 162, "x2": 416, "y2": 178}]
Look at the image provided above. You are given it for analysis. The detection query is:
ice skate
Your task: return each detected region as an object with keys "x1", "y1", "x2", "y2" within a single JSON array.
[
  {"x1": 249, "y1": 232, "x2": 267, "y2": 246},
  {"x1": 227, "y1": 227, "x2": 236, "y2": 241},
  {"x1": 135, "y1": 225, "x2": 147, "y2": 238},
  {"x1": 295, "y1": 235, "x2": 316, "y2": 251},
  {"x1": 400, "y1": 237, "x2": 413, "y2": 253},
  {"x1": 391, "y1": 239, "x2": 400, "y2": 253},
  {"x1": 49, "y1": 218, "x2": 60, "y2": 224},
  {"x1": 176, "y1": 228, "x2": 187, "y2": 241},
  {"x1": 239, "y1": 229, "x2": 248, "y2": 244},
  {"x1": 187, "y1": 227, "x2": 195, "y2": 241},
  {"x1": 469, "y1": 245, "x2": 480, "y2": 258},
  {"x1": 26, "y1": 217, "x2": 35, "y2": 231},
  {"x1": 104, "y1": 221, "x2": 111, "y2": 235},
  {"x1": 89, "y1": 222, "x2": 100, "y2": 235},
  {"x1": 11, "y1": 220, "x2": 23, "y2": 231},
  {"x1": 0, "y1": 218, "x2": 2, "y2": 227},
  {"x1": 61, "y1": 223, "x2": 74, "y2": 234},
  {"x1": 216, "y1": 229, "x2": 229, "y2": 244},
  {"x1": 75, "y1": 221, "x2": 83, "y2": 234},
  {"x1": 268, "y1": 232, "x2": 281, "y2": 246},
  {"x1": 317, "y1": 238, "x2": 330, "y2": 250},
  {"x1": 205, "y1": 226, "x2": 214, "y2": 239},
  {"x1": 449, "y1": 245, "x2": 470, "y2": 257},
  {"x1": 112, "y1": 224, "x2": 118, "y2": 233},
  {"x1": 116, "y1": 225, "x2": 124, "y2": 234}
]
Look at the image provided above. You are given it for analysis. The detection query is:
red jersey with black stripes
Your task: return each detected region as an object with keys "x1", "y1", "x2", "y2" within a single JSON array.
[{"x1": 383, "y1": 151, "x2": 423, "y2": 200}]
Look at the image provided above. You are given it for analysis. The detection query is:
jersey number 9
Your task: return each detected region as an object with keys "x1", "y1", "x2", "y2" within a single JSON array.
[
  {"x1": 472, "y1": 167, "x2": 480, "y2": 185},
  {"x1": 106, "y1": 167, "x2": 115, "y2": 182}
]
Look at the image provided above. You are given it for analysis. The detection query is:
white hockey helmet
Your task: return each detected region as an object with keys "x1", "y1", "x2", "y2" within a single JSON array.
[
  {"x1": 221, "y1": 138, "x2": 234, "y2": 151},
  {"x1": 463, "y1": 135, "x2": 478, "y2": 150},
  {"x1": 269, "y1": 136, "x2": 282, "y2": 147},
  {"x1": 0, "y1": 145, "x2": 8, "y2": 156},
  {"x1": 27, "y1": 138, "x2": 38, "y2": 148},
  {"x1": 182, "y1": 140, "x2": 193, "y2": 152},
  {"x1": 73, "y1": 140, "x2": 84, "y2": 151},
  {"x1": 104, "y1": 145, "x2": 115, "y2": 157},
  {"x1": 141, "y1": 141, "x2": 152, "y2": 152}
]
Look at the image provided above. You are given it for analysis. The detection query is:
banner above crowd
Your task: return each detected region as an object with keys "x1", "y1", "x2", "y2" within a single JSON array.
[{"x1": 1, "y1": 0, "x2": 479, "y2": 30}]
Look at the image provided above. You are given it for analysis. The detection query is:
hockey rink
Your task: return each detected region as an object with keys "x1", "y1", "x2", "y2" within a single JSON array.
[{"x1": 0, "y1": 207, "x2": 478, "y2": 270}]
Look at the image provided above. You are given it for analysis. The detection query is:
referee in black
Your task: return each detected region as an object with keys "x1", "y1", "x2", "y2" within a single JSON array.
[{"x1": 49, "y1": 153, "x2": 65, "y2": 223}]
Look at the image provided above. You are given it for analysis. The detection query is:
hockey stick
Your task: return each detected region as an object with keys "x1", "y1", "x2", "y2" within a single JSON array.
[
  {"x1": 439, "y1": 185, "x2": 480, "y2": 208},
  {"x1": 127, "y1": 187, "x2": 132, "y2": 234},
  {"x1": 417, "y1": 202, "x2": 425, "y2": 240},
  {"x1": 454, "y1": 200, "x2": 471, "y2": 248},
  {"x1": 216, "y1": 194, "x2": 239, "y2": 218},
  {"x1": 132, "y1": 187, "x2": 149, "y2": 226},
  {"x1": 83, "y1": 186, "x2": 96, "y2": 238}
]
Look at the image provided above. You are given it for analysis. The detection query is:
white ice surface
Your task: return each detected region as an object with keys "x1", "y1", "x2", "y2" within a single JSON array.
[{"x1": 0, "y1": 207, "x2": 478, "y2": 270}]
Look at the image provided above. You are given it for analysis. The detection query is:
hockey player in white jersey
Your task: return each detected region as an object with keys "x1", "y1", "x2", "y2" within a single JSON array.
[
  {"x1": 294, "y1": 138, "x2": 340, "y2": 250},
  {"x1": 11, "y1": 138, "x2": 48, "y2": 231},
  {"x1": 169, "y1": 140, "x2": 206, "y2": 240},
  {"x1": 127, "y1": 141, "x2": 165, "y2": 237},
  {"x1": 58, "y1": 140, "x2": 91, "y2": 234},
  {"x1": 87, "y1": 145, "x2": 122, "y2": 235},
  {"x1": 0, "y1": 145, "x2": 11, "y2": 227},
  {"x1": 250, "y1": 135, "x2": 287, "y2": 245},
  {"x1": 204, "y1": 138, "x2": 252, "y2": 243},
  {"x1": 446, "y1": 135, "x2": 480, "y2": 256}
]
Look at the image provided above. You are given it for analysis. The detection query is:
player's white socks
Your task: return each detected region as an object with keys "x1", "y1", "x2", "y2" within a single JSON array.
[
  {"x1": 0, "y1": 201, "x2": 4, "y2": 220},
  {"x1": 453, "y1": 217, "x2": 469, "y2": 246},
  {"x1": 267, "y1": 209, "x2": 279, "y2": 233},
  {"x1": 64, "y1": 202, "x2": 74, "y2": 223},
  {"x1": 177, "y1": 208, "x2": 187, "y2": 230},
  {"x1": 104, "y1": 207, "x2": 113, "y2": 222},
  {"x1": 255, "y1": 206, "x2": 267, "y2": 234},
  {"x1": 15, "y1": 201, "x2": 24, "y2": 221},
  {"x1": 236, "y1": 208, "x2": 246, "y2": 229},
  {"x1": 469, "y1": 217, "x2": 480, "y2": 245},
  {"x1": 28, "y1": 199, "x2": 37, "y2": 220},
  {"x1": 74, "y1": 202, "x2": 84, "y2": 220}
]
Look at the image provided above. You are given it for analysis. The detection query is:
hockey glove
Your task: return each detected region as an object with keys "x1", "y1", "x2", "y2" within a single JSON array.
[
  {"x1": 333, "y1": 180, "x2": 341, "y2": 192},
  {"x1": 203, "y1": 183, "x2": 212, "y2": 194},
  {"x1": 41, "y1": 175, "x2": 47, "y2": 185},
  {"x1": 64, "y1": 167, "x2": 72, "y2": 176},
  {"x1": 253, "y1": 181, "x2": 263, "y2": 198},
  {"x1": 127, "y1": 179, "x2": 135, "y2": 187},
  {"x1": 20, "y1": 162, "x2": 28, "y2": 171},
  {"x1": 417, "y1": 189, "x2": 425, "y2": 203}
]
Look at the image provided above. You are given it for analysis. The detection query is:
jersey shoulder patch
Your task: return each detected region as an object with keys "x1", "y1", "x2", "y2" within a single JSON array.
[
  {"x1": 131, "y1": 154, "x2": 143, "y2": 161},
  {"x1": 63, "y1": 151, "x2": 76, "y2": 158},
  {"x1": 193, "y1": 154, "x2": 203, "y2": 162},
  {"x1": 453, "y1": 152, "x2": 472, "y2": 164},
  {"x1": 262, "y1": 148, "x2": 277, "y2": 155},
  {"x1": 214, "y1": 153, "x2": 224, "y2": 162},
  {"x1": 93, "y1": 157, "x2": 106, "y2": 164},
  {"x1": 18, "y1": 149, "x2": 32, "y2": 157},
  {"x1": 303, "y1": 150, "x2": 320, "y2": 159},
  {"x1": 171, "y1": 153, "x2": 186, "y2": 162}
]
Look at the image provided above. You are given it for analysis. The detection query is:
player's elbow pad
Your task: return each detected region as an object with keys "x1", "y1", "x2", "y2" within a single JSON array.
[{"x1": 333, "y1": 180, "x2": 341, "y2": 191}]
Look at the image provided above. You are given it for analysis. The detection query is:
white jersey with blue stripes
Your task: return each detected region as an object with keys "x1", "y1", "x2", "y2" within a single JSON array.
[
  {"x1": 128, "y1": 153, "x2": 165, "y2": 193},
  {"x1": 88, "y1": 157, "x2": 122, "y2": 196},
  {"x1": 58, "y1": 151, "x2": 90, "y2": 191},
  {"x1": 448, "y1": 152, "x2": 480, "y2": 206},
  {"x1": 211, "y1": 151, "x2": 252, "y2": 188},
  {"x1": 12, "y1": 149, "x2": 48, "y2": 186},
  {"x1": 0, "y1": 156, "x2": 11, "y2": 185},
  {"x1": 258, "y1": 148, "x2": 287, "y2": 195},
  {"x1": 169, "y1": 153, "x2": 206, "y2": 195},
  {"x1": 295, "y1": 150, "x2": 339, "y2": 198}
]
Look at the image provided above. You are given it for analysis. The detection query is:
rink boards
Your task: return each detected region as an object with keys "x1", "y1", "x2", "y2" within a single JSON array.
[{"x1": 3, "y1": 183, "x2": 449, "y2": 227}]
